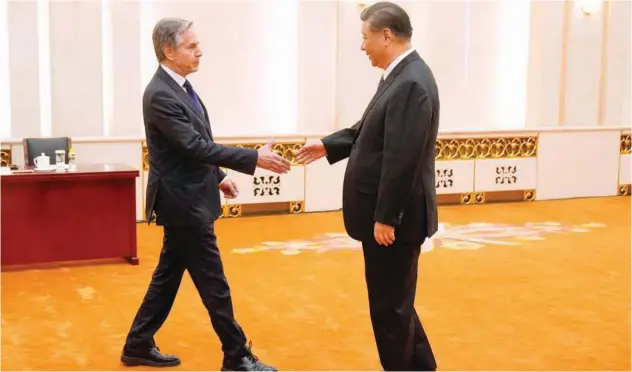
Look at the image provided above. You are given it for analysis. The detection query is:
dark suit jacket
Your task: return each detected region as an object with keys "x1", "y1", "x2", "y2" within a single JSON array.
[
  {"x1": 322, "y1": 51, "x2": 440, "y2": 244},
  {"x1": 143, "y1": 66, "x2": 258, "y2": 227}
]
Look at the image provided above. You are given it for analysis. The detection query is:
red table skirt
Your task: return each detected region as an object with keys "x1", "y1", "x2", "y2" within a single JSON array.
[{"x1": 1, "y1": 164, "x2": 140, "y2": 267}]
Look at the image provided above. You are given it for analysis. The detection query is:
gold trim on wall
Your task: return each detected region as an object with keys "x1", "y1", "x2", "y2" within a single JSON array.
[
  {"x1": 442, "y1": 190, "x2": 536, "y2": 206},
  {"x1": 461, "y1": 192, "x2": 485, "y2": 205},
  {"x1": 618, "y1": 184, "x2": 630, "y2": 196},
  {"x1": 143, "y1": 137, "x2": 540, "y2": 165},
  {"x1": 219, "y1": 201, "x2": 306, "y2": 218},
  {"x1": 142, "y1": 143, "x2": 149, "y2": 171},
  {"x1": 0, "y1": 147, "x2": 12, "y2": 167},
  {"x1": 435, "y1": 137, "x2": 537, "y2": 160},
  {"x1": 621, "y1": 134, "x2": 631, "y2": 154},
  {"x1": 223, "y1": 204, "x2": 242, "y2": 218},
  {"x1": 234, "y1": 142, "x2": 304, "y2": 165},
  {"x1": 290, "y1": 201, "x2": 305, "y2": 213}
]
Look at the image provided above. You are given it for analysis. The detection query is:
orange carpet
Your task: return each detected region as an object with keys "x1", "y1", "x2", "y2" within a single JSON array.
[{"x1": 1, "y1": 197, "x2": 630, "y2": 371}]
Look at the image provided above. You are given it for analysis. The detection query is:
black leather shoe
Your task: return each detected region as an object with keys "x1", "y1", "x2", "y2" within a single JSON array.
[
  {"x1": 121, "y1": 346, "x2": 181, "y2": 367},
  {"x1": 221, "y1": 355, "x2": 277, "y2": 371},
  {"x1": 221, "y1": 342, "x2": 276, "y2": 371}
]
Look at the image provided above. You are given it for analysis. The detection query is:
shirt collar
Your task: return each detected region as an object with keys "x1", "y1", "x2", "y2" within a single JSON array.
[
  {"x1": 383, "y1": 47, "x2": 415, "y2": 80},
  {"x1": 160, "y1": 64, "x2": 186, "y2": 88}
]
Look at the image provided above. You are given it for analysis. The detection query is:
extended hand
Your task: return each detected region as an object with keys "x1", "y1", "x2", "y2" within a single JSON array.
[
  {"x1": 257, "y1": 140, "x2": 291, "y2": 174},
  {"x1": 295, "y1": 140, "x2": 327, "y2": 164},
  {"x1": 219, "y1": 178, "x2": 239, "y2": 199},
  {"x1": 374, "y1": 222, "x2": 395, "y2": 246}
]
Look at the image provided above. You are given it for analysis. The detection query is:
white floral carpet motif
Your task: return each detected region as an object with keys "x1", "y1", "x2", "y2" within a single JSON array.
[{"x1": 231, "y1": 222, "x2": 606, "y2": 255}]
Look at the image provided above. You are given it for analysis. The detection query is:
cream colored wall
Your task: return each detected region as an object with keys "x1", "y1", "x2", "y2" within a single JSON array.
[
  {"x1": 298, "y1": 1, "x2": 338, "y2": 134},
  {"x1": 602, "y1": 0, "x2": 631, "y2": 127},
  {"x1": 0, "y1": 0, "x2": 629, "y2": 139},
  {"x1": 337, "y1": 0, "x2": 534, "y2": 131},
  {"x1": 527, "y1": 0, "x2": 631, "y2": 127}
]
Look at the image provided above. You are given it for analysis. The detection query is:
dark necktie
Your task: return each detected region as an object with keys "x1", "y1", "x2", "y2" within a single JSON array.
[
  {"x1": 378, "y1": 76, "x2": 385, "y2": 90},
  {"x1": 183, "y1": 80, "x2": 204, "y2": 115}
]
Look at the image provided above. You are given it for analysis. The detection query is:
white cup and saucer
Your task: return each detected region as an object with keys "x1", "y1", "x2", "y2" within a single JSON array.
[{"x1": 33, "y1": 153, "x2": 55, "y2": 172}]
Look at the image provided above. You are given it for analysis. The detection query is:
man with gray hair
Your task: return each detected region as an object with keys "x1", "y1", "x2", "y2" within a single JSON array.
[
  {"x1": 120, "y1": 18, "x2": 286, "y2": 371},
  {"x1": 297, "y1": 2, "x2": 439, "y2": 370}
]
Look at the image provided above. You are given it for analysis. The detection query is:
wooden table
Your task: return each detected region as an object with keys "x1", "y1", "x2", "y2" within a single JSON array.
[{"x1": 1, "y1": 164, "x2": 140, "y2": 268}]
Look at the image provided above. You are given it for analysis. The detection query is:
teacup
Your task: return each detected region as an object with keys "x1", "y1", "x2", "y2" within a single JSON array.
[{"x1": 34, "y1": 153, "x2": 50, "y2": 169}]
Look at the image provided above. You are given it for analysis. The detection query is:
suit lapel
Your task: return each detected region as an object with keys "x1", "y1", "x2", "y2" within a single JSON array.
[
  {"x1": 360, "y1": 75, "x2": 394, "y2": 123},
  {"x1": 198, "y1": 100, "x2": 214, "y2": 138},
  {"x1": 353, "y1": 51, "x2": 420, "y2": 141},
  {"x1": 362, "y1": 51, "x2": 419, "y2": 122},
  {"x1": 156, "y1": 67, "x2": 213, "y2": 138}
]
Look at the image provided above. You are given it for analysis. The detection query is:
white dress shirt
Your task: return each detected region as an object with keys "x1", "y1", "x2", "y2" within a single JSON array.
[
  {"x1": 382, "y1": 47, "x2": 415, "y2": 80},
  {"x1": 160, "y1": 64, "x2": 187, "y2": 91}
]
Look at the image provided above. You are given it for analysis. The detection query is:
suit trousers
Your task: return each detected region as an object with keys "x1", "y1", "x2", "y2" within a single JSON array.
[
  {"x1": 124, "y1": 223, "x2": 248, "y2": 358},
  {"x1": 362, "y1": 239, "x2": 437, "y2": 371}
]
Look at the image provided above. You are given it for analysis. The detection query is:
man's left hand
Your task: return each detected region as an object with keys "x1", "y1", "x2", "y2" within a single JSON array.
[
  {"x1": 219, "y1": 178, "x2": 239, "y2": 199},
  {"x1": 374, "y1": 222, "x2": 395, "y2": 246}
]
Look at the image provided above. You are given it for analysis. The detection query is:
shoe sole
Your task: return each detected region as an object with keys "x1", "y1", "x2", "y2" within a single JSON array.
[{"x1": 121, "y1": 355, "x2": 181, "y2": 367}]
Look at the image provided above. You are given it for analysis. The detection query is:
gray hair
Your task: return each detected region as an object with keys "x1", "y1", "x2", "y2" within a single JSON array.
[
  {"x1": 152, "y1": 18, "x2": 193, "y2": 62},
  {"x1": 360, "y1": 1, "x2": 412, "y2": 40}
]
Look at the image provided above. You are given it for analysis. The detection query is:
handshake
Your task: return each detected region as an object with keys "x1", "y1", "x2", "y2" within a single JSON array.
[
  {"x1": 223, "y1": 140, "x2": 327, "y2": 200},
  {"x1": 255, "y1": 140, "x2": 327, "y2": 173}
]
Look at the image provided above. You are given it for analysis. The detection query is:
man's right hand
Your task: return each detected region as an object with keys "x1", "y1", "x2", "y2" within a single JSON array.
[
  {"x1": 295, "y1": 140, "x2": 327, "y2": 165},
  {"x1": 256, "y1": 141, "x2": 291, "y2": 174}
]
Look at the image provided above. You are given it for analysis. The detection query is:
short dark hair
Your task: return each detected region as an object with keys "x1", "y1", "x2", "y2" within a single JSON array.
[{"x1": 360, "y1": 1, "x2": 413, "y2": 40}]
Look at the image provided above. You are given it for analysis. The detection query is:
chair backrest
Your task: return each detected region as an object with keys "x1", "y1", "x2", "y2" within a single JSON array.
[{"x1": 23, "y1": 137, "x2": 72, "y2": 166}]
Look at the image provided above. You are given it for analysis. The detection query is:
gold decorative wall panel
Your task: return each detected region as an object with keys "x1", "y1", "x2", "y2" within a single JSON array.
[
  {"x1": 142, "y1": 143, "x2": 149, "y2": 171},
  {"x1": 524, "y1": 189, "x2": 536, "y2": 202},
  {"x1": 452, "y1": 190, "x2": 536, "y2": 206},
  {"x1": 235, "y1": 142, "x2": 304, "y2": 164},
  {"x1": 436, "y1": 137, "x2": 537, "y2": 160},
  {"x1": 223, "y1": 204, "x2": 242, "y2": 218},
  {"x1": 0, "y1": 148, "x2": 11, "y2": 167},
  {"x1": 461, "y1": 192, "x2": 485, "y2": 205},
  {"x1": 618, "y1": 184, "x2": 630, "y2": 196},
  {"x1": 620, "y1": 134, "x2": 631, "y2": 154},
  {"x1": 289, "y1": 201, "x2": 305, "y2": 213}
]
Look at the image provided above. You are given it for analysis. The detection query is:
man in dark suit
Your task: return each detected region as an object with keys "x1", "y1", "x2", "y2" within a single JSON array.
[
  {"x1": 121, "y1": 18, "x2": 290, "y2": 371},
  {"x1": 296, "y1": 2, "x2": 440, "y2": 371}
]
